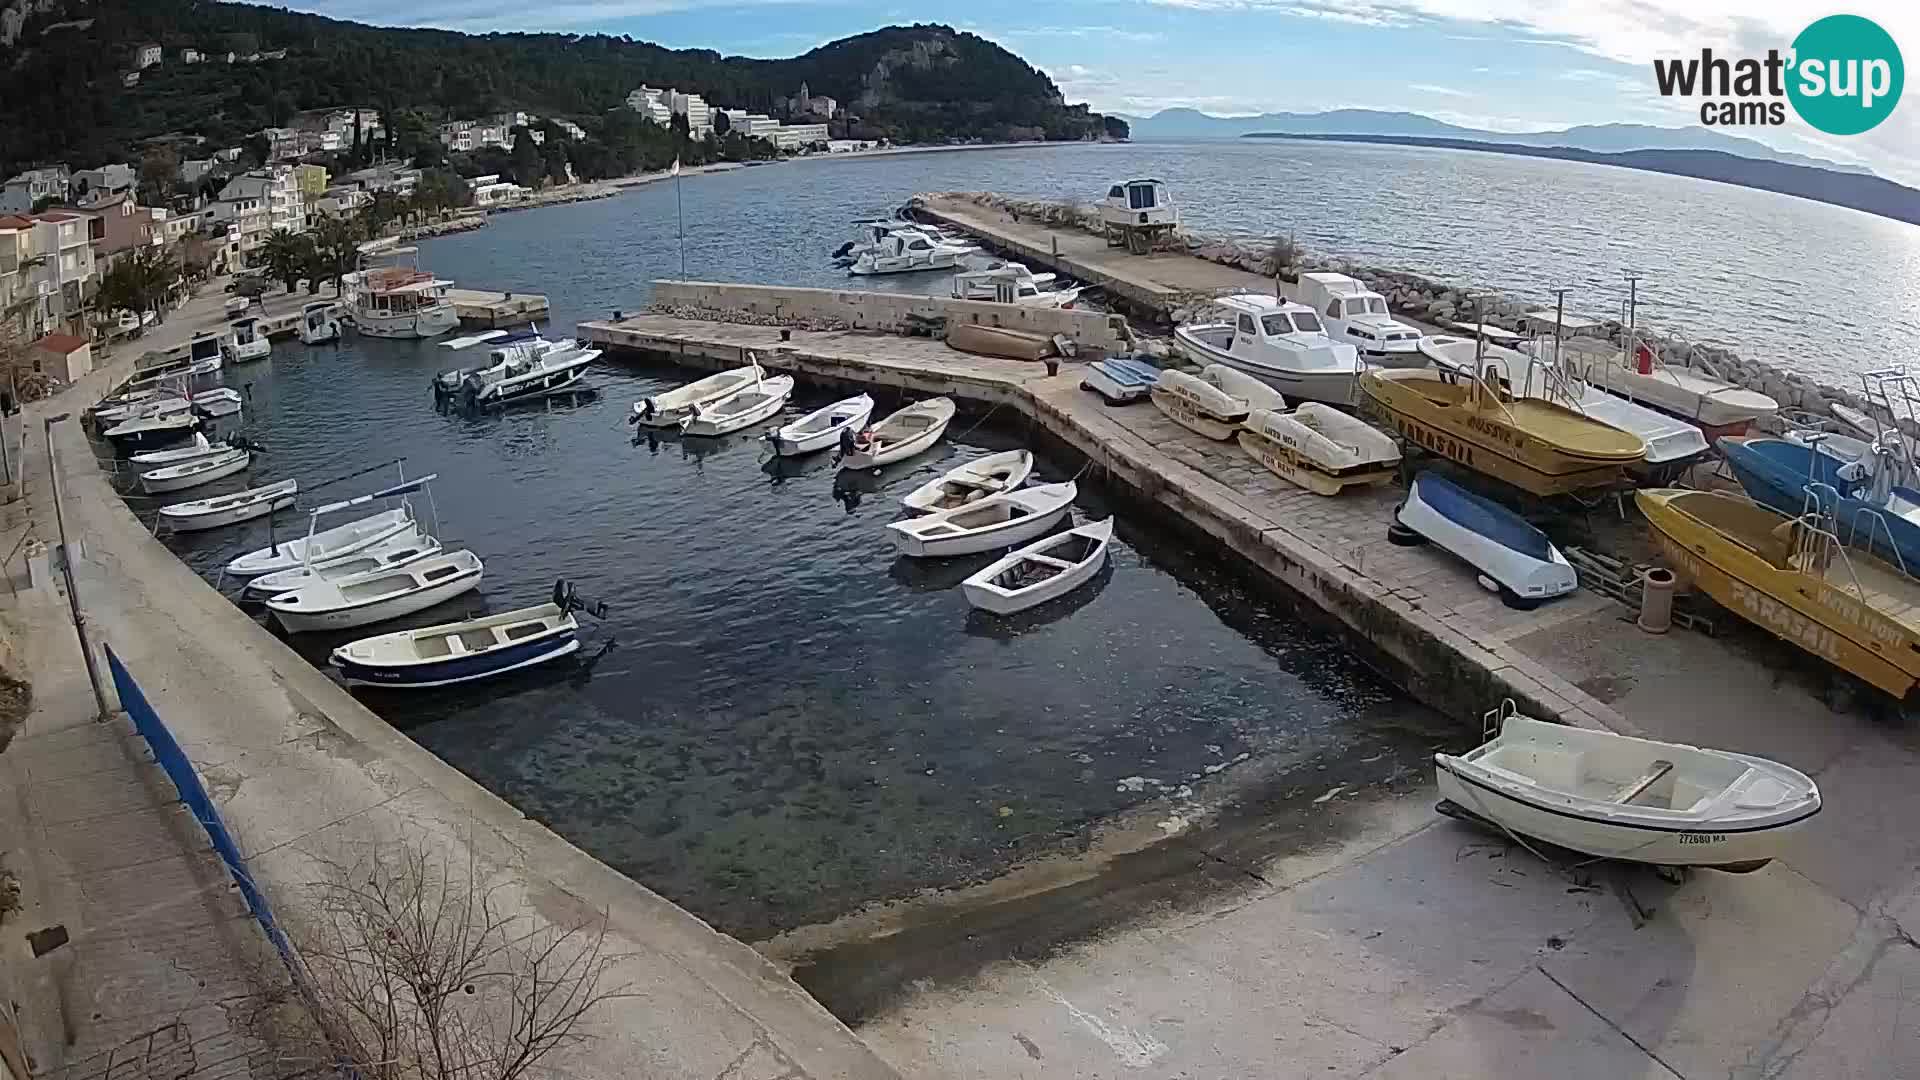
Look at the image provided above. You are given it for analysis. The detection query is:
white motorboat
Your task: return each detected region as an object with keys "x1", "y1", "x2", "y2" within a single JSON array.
[
  {"x1": 1151, "y1": 369, "x2": 1249, "y2": 441},
  {"x1": 243, "y1": 531, "x2": 442, "y2": 599},
  {"x1": 631, "y1": 361, "x2": 764, "y2": 427},
  {"x1": 1578, "y1": 347, "x2": 1779, "y2": 434},
  {"x1": 267, "y1": 549, "x2": 484, "y2": 633},
  {"x1": 1099, "y1": 179, "x2": 1178, "y2": 253},
  {"x1": 331, "y1": 601, "x2": 579, "y2": 688},
  {"x1": 131, "y1": 432, "x2": 217, "y2": 467},
  {"x1": 848, "y1": 229, "x2": 978, "y2": 276},
  {"x1": 1082, "y1": 356, "x2": 1160, "y2": 405},
  {"x1": 1436, "y1": 704, "x2": 1819, "y2": 872},
  {"x1": 1393, "y1": 470, "x2": 1576, "y2": 609},
  {"x1": 949, "y1": 261, "x2": 1081, "y2": 308},
  {"x1": 341, "y1": 240, "x2": 459, "y2": 339},
  {"x1": 223, "y1": 316, "x2": 271, "y2": 363},
  {"x1": 1296, "y1": 272, "x2": 1424, "y2": 366},
  {"x1": 832, "y1": 219, "x2": 965, "y2": 263},
  {"x1": 680, "y1": 375, "x2": 794, "y2": 436},
  {"x1": 158, "y1": 479, "x2": 298, "y2": 533},
  {"x1": 1173, "y1": 294, "x2": 1364, "y2": 407},
  {"x1": 227, "y1": 506, "x2": 418, "y2": 577},
  {"x1": 1199, "y1": 363, "x2": 1288, "y2": 414},
  {"x1": 103, "y1": 410, "x2": 201, "y2": 451},
  {"x1": 1238, "y1": 405, "x2": 1401, "y2": 495},
  {"x1": 436, "y1": 329, "x2": 599, "y2": 406},
  {"x1": 299, "y1": 301, "x2": 342, "y2": 345},
  {"x1": 127, "y1": 334, "x2": 224, "y2": 390},
  {"x1": 97, "y1": 393, "x2": 190, "y2": 425},
  {"x1": 961, "y1": 518, "x2": 1113, "y2": 615},
  {"x1": 844, "y1": 397, "x2": 956, "y2": 469},
  {"x1": 902, "y1": 449, "x2": 1034, "y2": 513},
  {"x1": 140, "y1": 448, "x2": 251, "y2": 494},
  {"x1": 766, "y1": 393, "x2": 874, "y2": 456},
  {"x1": 887, "y1": 481, "x2": 1077, "y2": 558},
  {"x1": 190, "y1": 387, "x2": 244, "y2": 419}
]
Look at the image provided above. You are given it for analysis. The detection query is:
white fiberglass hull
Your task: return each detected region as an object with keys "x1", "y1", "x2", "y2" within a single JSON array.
[
  {"x1": 680, "y1": 377, "x2": 794, "y2": 436},
  {"x1": 632, "y1": 365, "x2": 763, "y2": 428},
  {"x1": 1173, "y1": 326, "x2": 1361, "y2": 407},
  {"x1": 270, "y1": 556, "x2": 483, "y2": 633},
  {"x1": 1396, "y1": 472, "x2": 1576, "y2": 605},
  {"x1": 902, "y1": 449, "x2": 1034, "y2": 513},
  {"x1": 961, "y1": 518, "x2": 1112, "y2": 614},
  {"x1": 888, "y1": 482, "x2": 1077, "y2": 558},
  {"x1": 242, "y1": 532, "x2": 441, "y2": 599},
  {"x1": 1582, "y1": 362, "x2": 1777, "y2": 429},
  {"x1": 140, "y1": 450, "x2": 250, "y2": 493},
  {"x1": 226, "y1": 507, "x2": 416, "y2": 577},
  {"x1": 352, "y1": 305, "x2": 459, "y2": 339},
  {"x1": 768, "y1": 395, "x2": 874, "y2": 456},
  {"x1": 159, "y1": 481, "x2": 298, "y2": 533}
]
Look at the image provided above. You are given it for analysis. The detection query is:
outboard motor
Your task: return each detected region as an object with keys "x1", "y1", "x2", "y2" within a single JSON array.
[
  {"x1": 838, "y1": 425, "x2": 857, "y2": 457},
  {"x1": 832, "y1": 241, "x2": 855, "y2": 259}
]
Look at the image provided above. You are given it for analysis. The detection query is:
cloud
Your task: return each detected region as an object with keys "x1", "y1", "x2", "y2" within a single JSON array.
[{"x1": 1407, "y1": 83, "x2": 1471, "y2": 98}]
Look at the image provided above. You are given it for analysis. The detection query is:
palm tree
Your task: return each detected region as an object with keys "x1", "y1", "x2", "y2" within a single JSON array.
[
  {"x1": 260, "y1": 230, "x2": 312, "y2": 294},
  {"x1": 309, "y1": 214, "x2": 365, "y2": 294}
]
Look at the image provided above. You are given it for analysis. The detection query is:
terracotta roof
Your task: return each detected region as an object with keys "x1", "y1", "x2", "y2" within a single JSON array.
[
  {"x1": 32, "y1": 333, "x2": 89, "y2": 354},
  {"x1": 0, "y1": 214, "x2": 31, "y2": 230},
  {"x1": 33, "y1": 211, "x2": 84, "y2": 222}
]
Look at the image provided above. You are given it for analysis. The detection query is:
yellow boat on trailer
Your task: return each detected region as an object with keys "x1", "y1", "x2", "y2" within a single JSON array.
[
  {"x1": 1360, "y1": 366, "x2": 1645, "y2": 496},
  {"x1": 1637, "y1": 488, "x2": 1920, "y2": 702}
]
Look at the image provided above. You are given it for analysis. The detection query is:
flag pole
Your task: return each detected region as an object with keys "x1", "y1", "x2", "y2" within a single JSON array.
[{"x1": 673, "y1": 158, "x2": 685, "y2": 279}]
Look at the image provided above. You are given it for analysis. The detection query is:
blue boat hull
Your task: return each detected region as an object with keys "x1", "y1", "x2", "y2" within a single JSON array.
[
  {"x1": 335, "y1": 629, "x2": 578, "y2": 688},
  {"x1": 1720, "y1": 438, "x2": 1920, "y2": 571}
]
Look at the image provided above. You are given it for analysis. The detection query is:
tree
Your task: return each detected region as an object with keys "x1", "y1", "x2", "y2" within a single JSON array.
[
  {"x1": 309, "y1": 213, "x2": 363, "y2": 292},
  {"x1": 508, "y1": 128, "x2": 542, "y2": 188},
  {"x1": 244, "y1": 132, "x2": 272, "y2": 168},
  {"x1": 261, "y1": 229, "x2": 314, "y2": 293},
  {"x1": 137, "y1": 146, "x2": 179, "y2": 206},
  {"x1": 95, "y1": 246, "x2": 178, "y2": 324}
]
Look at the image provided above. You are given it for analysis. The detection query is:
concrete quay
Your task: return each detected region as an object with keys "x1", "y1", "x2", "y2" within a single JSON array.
[
  {"x1": 447, "y1": 287, "x2": 550, "y2": 329},
  {"x1": 0, "y1": 288, "x2": 900, "y2": 1078},
  {"x1": 581, "y1": 313, "x2": 1920, "y2": 1079}
]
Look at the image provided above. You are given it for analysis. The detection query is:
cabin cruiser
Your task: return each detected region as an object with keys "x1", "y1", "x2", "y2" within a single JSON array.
[
  {"x1": 223, "y1": 315, "x2": 270, "y2": 363},
  {"x1": 1296, "y1": 272, "x2": 1423, "y2": 366},
  {"x1": 949, "y1": 260, "x2": 1081, "y2": 308},
  {"x1": 847, "y1": 229, "x2": 978, "y2": 276},
  {"x1": 434, "y1": 329, "x2": 598, "y2": 406},
  {"x1": 299, "y1": 301, "x2": 342, "y2": 345},
  {"x1": 1172, "y1": 293, "x2": 1363, "y2": 407},
  {"x1": 834, "y1": 218, "x2": 964, "y2": 263},
  {"x1": 341, "y1": 239, "x2": 458, "y2": 339},
  {"x1": 1099, "y1": 179, "x2": 1178, "y2": 253}
]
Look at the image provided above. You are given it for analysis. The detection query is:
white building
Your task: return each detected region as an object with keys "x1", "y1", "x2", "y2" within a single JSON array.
[
  {"x1": 73, "y1": 163, "x2": 136, "y2": 197},
  {"x1": 769, "y1": 123, "x2": 830, "y2": 150},
  {"x1": 0, "y1": 167, "x2": 70, "y2": 214},
  {"x1": 211, "y1": 167, "x2": 305, "y2": 256},
  {"x1": 19, "y1": 211, "x2": 96, "y2": 334},
  {"x1": 181, "y1": 48, "x2": 204, "y2": 64},
  {"x1": 132, "y1": 43, "x2": 162, "y2": 69},
  {"x1": 626, "y1": 86, "x2": 672, "y2": 126},
  {"x1": 469, "y1": 174, "x2": 529, "y2": 207},
  {"x1": 556, "y1": 119, "x2": 586, "y2": 141},
  {"x1": 669, "y1": 91, "x2": 712, "y2": 135}
]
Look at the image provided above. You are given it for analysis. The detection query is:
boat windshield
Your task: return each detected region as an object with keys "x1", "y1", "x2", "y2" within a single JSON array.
[
  {"x1": 1363, "y1": 297, "x2": 1388, "y2": 314},
  {"x1": 1266, "y1": 312, "x2": 1324, "y2": 335}
]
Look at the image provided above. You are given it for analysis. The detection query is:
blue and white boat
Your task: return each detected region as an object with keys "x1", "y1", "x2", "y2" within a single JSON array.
[
  {"x1": 1394, "y1": 470, "x2": 1577, "y2": 609},
  {"x1": 1082, "y1": 356, "x2": 1161, "y2": 404},
  {"x1": 1720, "y1": 435, "x2": 1920, "y2": 570},
  {"x1": 329, "y1": 580, "x2": 606, "y2": 688}
]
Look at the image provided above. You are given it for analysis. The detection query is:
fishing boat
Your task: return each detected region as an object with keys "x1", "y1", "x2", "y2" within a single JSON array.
[
  {"x1": 1719, "y1": 436, "x2": 1920, "y2": 571},
  {"x1": 1436, "y1": 701, "x2": 1819, "y2": 872},
  {"x1": 267, "y1": 549, "x2": 484, "y2": 633},
  {"x1": 1393, "y1": 470, "x2": 1578, "y2": 608},
  {"x1": 887, "y1": 481, "x2": 1077, "y2": 558},
  {"x1": 680, "y1": 375, "x2": 794, "y2": 436},
  {"x1": 1082, "y1": 356, "x2": 1160, "y2": 405},
  {"x1": 949, "y1": 261, "x2": 1080, "y2": 308},
  {"x1": 902, "y1": 449, "x2": 1034, "y2": 513},
  {"x1": 140, "y1": 448, "x2": 251, "y2": 494},
  {"x1": 765, "y1": 393, "x2": 874, "y2": 456},
  {"x1": 631, "y1": 361, "x2": 764, "y2": 427},
  {"x1": 299, "y1": 301, "x2": 342, "y2": 345},
  {"x1": 158, "y1": 479, "x2": 298, "y2": 533},
  {"x1": 103, "y1": 410, "x2": 202, "y2": 451},
  {"x1": 1238, "y1": 405, "x2": 1400, "y2": 495},
  {"x1": 1638, "y1": 487, "x2": 1920, "y2": 701},
  {"x1": 341, "y1": 240, "x2": 458, "y2": 339},
  {"x1": 227, "y1": 505, "x2": 419, "y2": 578},
  {"x1": 243, "y1": 531, "x2": 442, "y2": 599},
  {"x1": 961, "y1": 518, "x2": 1113, "y2": 615},
  {"x1": 844, "y1": 398, "x2": 956, "y2": 469},
  {"x1": 1172, "y1": 293, "x2": 1364, "y2": 407},
  {"x1": 1524, "y1": 307, "x2": 1777, "y2": 436},
  {"x1": 1360, "y1": 368, "x2": 1645, "y2": 496},
  {"x1": 847, "y1": 229, "x2": 978, "y2": 276},
  {"x1": 131, "y1": 431, "x2": 217, "y2": 467},
  {"x1": 1297, "y1": 272, "x2": 1424, "y2": 366},
  {"x1": 222, "y1": 316, "x2": 271, "y2": 364},
  {"x1": 1151, "y1": 369, "x2": 1249, "y2": 441},
  {"x1": 332, "y1": 600, "x2": 579, "y2": 688}
]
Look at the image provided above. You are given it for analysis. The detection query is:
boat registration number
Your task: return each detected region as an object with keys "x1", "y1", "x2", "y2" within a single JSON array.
[{"x1": 1677, "y1": 833, "x2": 1727, "y2": 845}]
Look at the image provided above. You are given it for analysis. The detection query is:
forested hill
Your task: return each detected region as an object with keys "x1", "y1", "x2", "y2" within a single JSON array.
[{"x1": 0, "y1": 1, "x2": 1120, "y2": 174}]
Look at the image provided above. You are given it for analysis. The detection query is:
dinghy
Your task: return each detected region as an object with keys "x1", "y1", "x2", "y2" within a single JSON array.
[
  {"x1": 1151, "y1": 369, "x2": 1250, "y2": 441},
  {"x1": 1436, "y1": 703, "x2": 1819, "y2": 872},
  {"x1": 243, "y1": 531, "x2": 442, "y2": 599},
  {"x1": 767, "y1": 393, "x2": 874, "y2": 456},
  {"x1": 1082, "y1": 356, "x2": 1160, "y2": 405},
  {"x1": 902, "y1": 449, "x2": 1034, "y2": 513},
  {"x1": 130, "y1": 432, "x2": 215, "y2": 467},
  {"x1": 962, "y1": 517, "x2": 1113, "y2": 614},
  {"x1": 888, "y1": 481, "x2": 1077, "y2": 558},
  {"x1": 1239, "y1": 405, "x2": 1401, "y2": 495},
  {"x1": 226, "y1": 505, "x2": 418, "y2": 577},
  {"x1": 844, "y1": 398, "x2": 956, "y2": 469},
  {"x1": 631, "y1": 361, "x2": 764, "y2": 427},
  {"x1": 267, "y1": 549, "x2": 484, "y2": 633},
  {"x1": 1394, "y1": 470, "x2": 1577, "y2": 608},
  {"x1": 330, "y1": 580, "x2": 605, "y2": 688},
  {"x1": 140, "y1": 448, "x2": 251, "y2": 494},
  {"x1": 1199, "y1": 363, "x2": 1287, "y2": 414},
  {"x1": 1172, "y1": 293, "x2": 1364, "y2": 407},
  {"x1": 158, "y1": 479, "x2": 298, "y2": 533},
  {"x1": 679, "y1": 375, "x2": 794, "y2": 436}
]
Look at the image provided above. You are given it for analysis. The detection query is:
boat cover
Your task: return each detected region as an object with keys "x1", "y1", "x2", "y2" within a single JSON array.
[{"x1": 1412, "y1": 471, "x2": 1552, "y2": 562}]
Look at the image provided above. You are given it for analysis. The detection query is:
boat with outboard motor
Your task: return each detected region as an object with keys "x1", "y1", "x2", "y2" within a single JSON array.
[
  {"x1": 844, "y1": 398, "x2": 955, "y2": 469},
  {"x1": 140, "y1": 447, "x2": 252, "y2": 494},
  {"x1": 949, "y1": 260, "x2": 1081, "y2": 308},
  {"x1": 242, "y1": 531, "x2": 442, "y2": 600},
  {"x1": 630, "y1": 361, "x2": 763, "y2": 427},
  {"x1": 299, "y1": 301, "x2": 342, "y2": 345},
  {"x1": 268, "y1": 549, "x2": 484, "y2": 633},
  {"x1": 766, "y1": 393, "x2": 873, "y2": 456},
  {"x1": 434, "y1": 329, "x2": 599, "y2": 407},
  {"x1": 331, "y1": 579, "x2": 605, "y2": 688},
  {"x1": 1393, "y1": 469, "x2": 1578, "y2": 608},
  {"x1": 680, "y1": 375, "x2": 794, "y2": 436},
  {"x1": 1173, "y1": 293, "x2": 1363, "y2": 406}
]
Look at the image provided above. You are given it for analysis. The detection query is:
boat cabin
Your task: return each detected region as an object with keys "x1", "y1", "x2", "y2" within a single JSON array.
[
  {"x1": 1296, "y1": 272, "x2": 1421, "y2": 359},
  {"x1": 358, "y1": 270, "x2": 453, "y2": 318},
  {"x1": 301, "y1": 302, "x2": 334, "y2": 332},
  {"x1": 1100, "y1": 179, "x2": 1176, "y2": 228},
  {"x1": 1192, "y1": 293, "x2": 1363, "y2": 373},
  {"x1": 188, "y1": 333, "x2": 223, "y2": 364},
  {"x1": 229, "y1": 317, "x2": 263, "y2": 348}
]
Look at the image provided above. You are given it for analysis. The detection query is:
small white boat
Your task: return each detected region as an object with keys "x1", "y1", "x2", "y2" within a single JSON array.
[
  {"x1": 1199, "y1": 363, "x2": 1288, "y2": 413},
  {"x1": 848, "y1": 229, "x2": 978, "y2": 276},
  {"x1": 97, "y1": 392, "x2": 189, "y2": 425},
  {"x1": 631, "y1": 362, "x2": 764, "y2": 427},
  {"x1": 1173, "y1": 293, "x2": 1364, "y2": 407},
  {"x1": 1393, "y1": 470, "x2": 1576, "y2": 609},
  {"x1": 104, "y1": 411, "x2": 202, "y2": 450},
  {"x1": 298, "y1": 301, "x2": 341, "y2": 345},
  {"x1": 223, "y1": 316, "x2": 271, "y2": 364},
  {"x1": 1150, "y1": 369, "x2": 1249, "y2": 441},
  {"x1": 887, "y1": 481, "x2": 1077, "y2": 558},
  {"x1": 158, "y1": 479, "x2": 298, "y2": 533},
  {"x1": 679, "y1": 375, "x2": 794, "y2": 436},
  {"x1": 191, "y1": 387, "x2": 244, "y2": 419},
  {"x1": 243, "y1": 531, "x2": 442, "y2": 599},
  {"x1": 140, "y1": 448, "x2": 251, "y2": 494},
  {"x1": 1572, "y1": 343, "x2": 1778, "y2": 434},
  {"x1": 331, "y1": 602, "x2": 579, "y2": 688},
  {"x1": 1436, "y1": 704, "x2": 1819, "y2": 872},
  {"x1": 268, "y1": 549, "x2": 484, "y2": 633},
  {"x1": 224, "y1": 297, "x2": 251, "y2": 319},
  {"x1": 766, "y1": 393, "x2": 874, "y2": 456},
  {"x1": 961, "y1": 518, "x2": 1113, "y2": 615},
  {"x1": 1238, "y1": 405, "x2": 1401, "y2": 495},
  {"x1": 950, "y1": 261, "x2": 1080, "y2": 308},
  {"x1": 1082, "y1": 356, "x2": 1160, "y2": 405},
  {"x1": 131, "y1": 432, "x2": 217, "y2": 467},
  {"x1": 902, "y1": 449, "x2": 1034, "y2": 513},
  {"x1": 226, "y1": 506, "x2": 418, "y2": 577},
  {"x1": 844, "y1": 398, "x2": 956, "y2": 469}
]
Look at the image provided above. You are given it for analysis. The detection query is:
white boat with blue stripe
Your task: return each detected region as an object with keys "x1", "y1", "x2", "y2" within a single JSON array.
[
  {"x1": 1393, "y1": 470, "x2": 1576, "y2": 609},
  {"x1": 331, "y1": 580, "x2": 607, "y2": 688}
]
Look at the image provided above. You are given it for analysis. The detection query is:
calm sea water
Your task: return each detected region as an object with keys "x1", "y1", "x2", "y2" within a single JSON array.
[{"x1": 426, "y1": 139, "x2": 1920, "y2": 386}]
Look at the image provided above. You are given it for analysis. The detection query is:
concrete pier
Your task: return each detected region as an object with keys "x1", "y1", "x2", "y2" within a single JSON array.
[{"x1": 447, "y1": 288, "x2": 549, "y2": 328}]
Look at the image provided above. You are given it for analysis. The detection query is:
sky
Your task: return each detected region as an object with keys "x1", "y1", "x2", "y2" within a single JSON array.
[{"x1": 282, "y1": 0, "x2": 1919, "y2": 183}]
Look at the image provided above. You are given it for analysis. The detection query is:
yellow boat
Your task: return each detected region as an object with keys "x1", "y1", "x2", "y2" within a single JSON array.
[
  {"x1": 1360, "y1": 367, "x2": 1645, "y2": 496},
  {"x1": 1638, "y1": 488, "x2": 1920, "y2": 700}
]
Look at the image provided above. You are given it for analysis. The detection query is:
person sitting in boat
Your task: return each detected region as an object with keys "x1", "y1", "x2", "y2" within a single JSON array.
[{"x1": 852, "y1": 426, "x2": 878, "y2": 452}]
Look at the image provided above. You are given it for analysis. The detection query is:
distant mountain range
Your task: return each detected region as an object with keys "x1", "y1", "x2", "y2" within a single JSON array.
[{"x1": 1114, "y1": 108, "x2": 1876, "y2": 177}]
